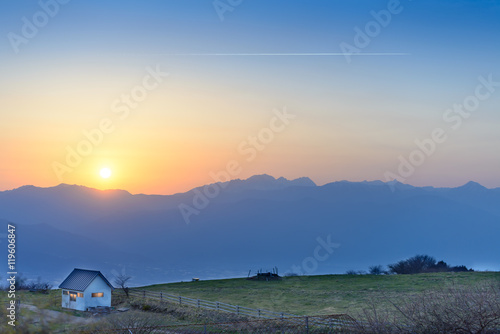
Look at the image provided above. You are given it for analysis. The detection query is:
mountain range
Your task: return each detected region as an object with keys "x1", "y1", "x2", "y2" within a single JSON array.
[{"x1": 1, "y1": 175, "x2": 499, "y2": 286}]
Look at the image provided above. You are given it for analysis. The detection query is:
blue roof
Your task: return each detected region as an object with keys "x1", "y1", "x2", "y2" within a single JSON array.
[{"x1": 58, "y1": 268, "x2": 114, "y2": 292}]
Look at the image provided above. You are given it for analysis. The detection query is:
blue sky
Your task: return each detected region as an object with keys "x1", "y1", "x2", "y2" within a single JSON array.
[{"x1": 1, "y1": 0, "x2": 499, "y2": 194}]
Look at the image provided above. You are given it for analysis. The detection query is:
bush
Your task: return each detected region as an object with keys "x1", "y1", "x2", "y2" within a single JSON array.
[
  {"x1": 4, "y1": 274, "x2": 52, "y2": 292},
  {"x1": 387, "y1": 255, "x2": 472, "y2": 275},
  {"x1": 352, "y1": 284, "x2": 500, "y2": 333},
  {"x1": 345, "y1": 270, "x2": 367, "y2": 275},
  {"x1": 86, "y1": 310, "x2": 165, "y2": 334},
  {"x1": 27, "y1": 277, "x2": 53, "y2": 293},
  {"x1": 450, "y1": 265, "x2": 473, "y2": 272},
  {"x1": 388, "y1": 254, "x2": 437, "y2": 274}
]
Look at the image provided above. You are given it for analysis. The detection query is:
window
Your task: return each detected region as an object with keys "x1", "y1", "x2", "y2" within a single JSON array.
[
  {"x1": 92, "y1": 292, "x2": 104, "y2": 298},
  {"x1": 63, "y1": 290, "x2": 69, "y2": 295},
  {"x1": 69, "y1": 291, "x2": 83, "y2": 301}
]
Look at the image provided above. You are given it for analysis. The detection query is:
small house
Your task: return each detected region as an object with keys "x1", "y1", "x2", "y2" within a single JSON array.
[{"x1": 59, "y1": 268, "x2": 114, "y2": 311}]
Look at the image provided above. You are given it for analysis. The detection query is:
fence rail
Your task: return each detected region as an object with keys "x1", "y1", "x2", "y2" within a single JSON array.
[{"x1": 125, "y1": 289, "x2": 356, "y2": 329}]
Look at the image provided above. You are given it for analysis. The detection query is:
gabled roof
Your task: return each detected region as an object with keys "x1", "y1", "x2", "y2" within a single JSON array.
[{"x1": 58, "y1": 268, "x2": 114, "y2": 292}]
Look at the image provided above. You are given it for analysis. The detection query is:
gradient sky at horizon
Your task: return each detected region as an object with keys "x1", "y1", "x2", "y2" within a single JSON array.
[{"x1": 1, "y1": 0, "x2": 499, "y2": 195}]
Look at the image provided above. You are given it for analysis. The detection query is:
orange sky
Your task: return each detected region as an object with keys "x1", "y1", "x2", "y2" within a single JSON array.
[{"x1": 1, "y1": 1, "x2": 499, "y2": 195}]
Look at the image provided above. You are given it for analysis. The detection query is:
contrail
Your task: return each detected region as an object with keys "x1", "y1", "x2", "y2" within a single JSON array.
[{"x1": 157, "y1": 52, "x2": 410, "y2": 56}]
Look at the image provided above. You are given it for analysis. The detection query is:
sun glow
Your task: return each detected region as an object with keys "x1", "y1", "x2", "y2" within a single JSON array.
[{"x1": 100, "y1": 168, "x2": 112, "y2": 179}]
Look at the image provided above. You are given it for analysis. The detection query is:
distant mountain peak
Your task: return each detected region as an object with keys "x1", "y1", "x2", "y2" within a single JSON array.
[
  {"x1": 246, "y1": 174, "x2": 277, "y2": 183},
  {"x1": 14, "y1": 184, "x2": 37, "y2": 191},
  {"x1": 4, "y1": 183, "x2": 132, "y2": 198},
  {"x1": 246, "y1": 174, "x2": 316, "y2": 187},
  {"x1": 361, "y1": 180, "x2": 386, "y2": 186},
  {"x1": 286, "y1": 176, "x2": 317, "y2": 187},
  {"x1": 456, "y1": 181, "x2": 487, "y2": 191},
  {"x1": 56, "y1": 183, "x2": 132, "y2": 195},
  {"x1": 324, "y1": 179, "x2": 415, "y2": 191},
  {"x1": 214, "y1": 174, "x2": 316, "y2": 192},
  {"x1": 383, "y1": 179, "x2": 415, "y2": 190}
]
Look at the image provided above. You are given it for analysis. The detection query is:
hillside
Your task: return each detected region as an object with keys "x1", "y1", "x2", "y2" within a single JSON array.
[
  {"x1": 137, "y1": 272, "x2": 500, "y2": 316},
  {"x1": 1, "y1": 272, "x2": 499, "y2": 333}
]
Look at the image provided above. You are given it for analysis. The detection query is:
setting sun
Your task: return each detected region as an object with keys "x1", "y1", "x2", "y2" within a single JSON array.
[{"x1": 100, "y1": 168, "x2": 112, "y2": 179}]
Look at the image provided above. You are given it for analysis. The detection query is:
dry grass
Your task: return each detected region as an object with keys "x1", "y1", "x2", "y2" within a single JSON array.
[{"x1": 351, "y1": 283, "x2": 500, "y2": 333}]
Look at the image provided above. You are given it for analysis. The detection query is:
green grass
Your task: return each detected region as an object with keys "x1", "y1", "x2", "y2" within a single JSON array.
[
  {"x1": 1, "y1": 271, "x2": 498, "y2": 331},
  {"x1": 0, "y1": 289, "x2": 60, "y2": 309},
  {"x1": 0, "y1": 289, "x2": 91, "y2": 333},
  {"x1": 136, "y1": 272, "x2": 500, "y2": 316}
]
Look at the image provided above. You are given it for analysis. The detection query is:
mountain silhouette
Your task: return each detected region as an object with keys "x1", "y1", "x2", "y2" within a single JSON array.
[{"x1": 1, "y1": 175, "x2": 498, "y2": 286}]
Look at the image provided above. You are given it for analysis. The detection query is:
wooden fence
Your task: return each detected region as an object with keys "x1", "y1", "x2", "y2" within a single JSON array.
[{"x1": 126, "y1": 289, "x2": 355, "y2": 329}]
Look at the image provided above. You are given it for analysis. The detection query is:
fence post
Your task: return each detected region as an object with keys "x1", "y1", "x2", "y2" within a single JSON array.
[{"x1": 128, "y1": 287, "x2": 309, "y2": 327}]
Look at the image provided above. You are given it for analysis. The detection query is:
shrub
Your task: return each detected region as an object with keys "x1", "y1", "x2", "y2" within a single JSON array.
[
  {"x1": 352, "y1": 284, "x2": 500, "y2": 333},
  {"x1": 387, "y1": 255, "x2": 472, "y2": 274}
]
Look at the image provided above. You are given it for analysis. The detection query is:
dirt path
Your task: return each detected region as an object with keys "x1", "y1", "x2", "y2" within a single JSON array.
[{"x1": 20, "y1": 303, "x2": 96, "y2": 325}]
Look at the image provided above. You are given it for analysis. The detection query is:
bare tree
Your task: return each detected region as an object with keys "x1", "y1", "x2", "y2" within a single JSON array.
[
  {"x1": 114, "y1": 274, "x2": 131, "y2": 298},
  {"x1": 27, "y1": 277, "x2": 53, "y2": 293},
  {"x1": 345, "y1": 270, "x2": 359, "y2": 275},
  {"x1": 369, "y1": 265, "x2": 386, "y2": 275},
  {"x1": 14, "y1": 273, "x2": 27, "y2": 290}
]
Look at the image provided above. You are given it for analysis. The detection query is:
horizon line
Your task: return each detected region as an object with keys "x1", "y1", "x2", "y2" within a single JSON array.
[{"x1": 1, "y1": 178, "x2": 493, "y2": 196}]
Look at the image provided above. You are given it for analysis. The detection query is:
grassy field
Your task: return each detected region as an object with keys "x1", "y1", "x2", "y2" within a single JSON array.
[
  {"x1": 138, "y1": 272, "x2": 500, "y2": 316},
  {"x1": 1, "y1": 271, "x2": 498, "y2": 332}
]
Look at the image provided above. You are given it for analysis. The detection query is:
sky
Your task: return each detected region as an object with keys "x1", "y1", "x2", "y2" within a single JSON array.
[{"x1": 1, "y1": 0, "x2": 499, "y2": 195}]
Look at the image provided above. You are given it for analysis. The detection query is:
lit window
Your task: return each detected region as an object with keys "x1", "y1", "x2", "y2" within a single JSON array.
[
  {"x1": 77, "y1": 293, "x2": 84, "y2": 298},
  {"x1": 70, "y1": 292, "x2": 77, "y2": 302},
  {"x1": 63, "y1": 290, "x2": 69, "y2": 295},
  {"x1": 92, "y1": 292, "x2": 104, "y2": 297}
]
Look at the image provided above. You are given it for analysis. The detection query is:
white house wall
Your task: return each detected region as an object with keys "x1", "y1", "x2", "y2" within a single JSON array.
[
  {"x1": 61, "y1": 291, "x2": 86, "y2": 311},
  {"x1": 61, "y1": 276, "x2": 112, "y2": 311},
  {"x1": 83, "y1": 276, "x2": 112, "y2": 309}
]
